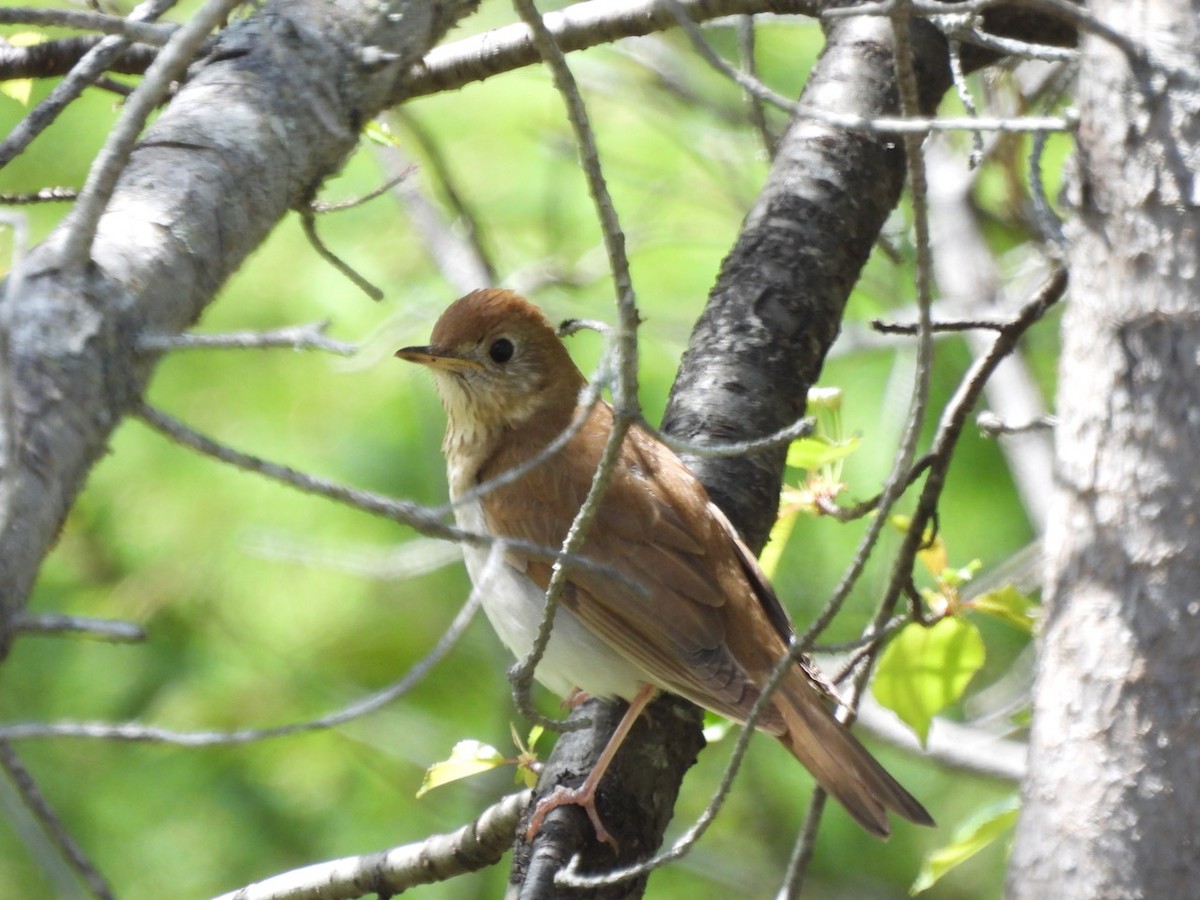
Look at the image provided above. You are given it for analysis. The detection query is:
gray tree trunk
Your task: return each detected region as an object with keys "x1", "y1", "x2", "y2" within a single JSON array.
[{"x1": 1009, "y1": 3, "x2": 1200, "y2": 896}]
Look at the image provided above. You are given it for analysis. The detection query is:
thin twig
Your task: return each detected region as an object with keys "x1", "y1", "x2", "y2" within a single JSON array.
[
  {"x1": 134, "y1": 402, "x2": 638, "y2": 596},
  {"x1": 642, "y1": 414, "x2": 814, "y2": 460},
  {"x1": 737, "y1": 15, "x2": 776, "y2": 157},
  {"x1": 309, "y1": 167, "x2": 415, "y2": 214},
  {"x1": 871, "y1": 317, "x2": 1007, "y2": 334},
  {"x1": 13, "y1": 613, "x2": 146, "y2": 643},
  {"x1": 511, "y1": 0, "x2": 640, "y2": 405},
  {"x1": 63, "y1": 0, "x2": 240, "y2": 270},
  {"x1": 947, "y1": 39, "x2": 984, "y2": 168},
  {"x1": 0, "y1": 188, "x2": 79, "y2": 205},
  {"x1": 0, "y1": 740, "x2": 115, "y2": 899},
  {"x1": 976, "y1": 411, "x2": 1057, "y2": 437},
  {"x1": 406, "y1": 0, "x2": 800, "y2": 100},
  {"x1": 391, "y1": 111, "x2": 497, "y2": 284},
  {"x1": 0, "y1": 8, "x2": 175, "y2": 44},
  {"x1": 1029, "y1": 128, "x2": 1068, "y2": 252},
  {"x1": 946, "y1": 23, "x2": 1078, "y2": 63},
  {"x1": 0, "y1": 592, "x2": 481, "y2": 746},
  {"x1": 139, "y1": 321, "x2": 358, "y2": 355},
  {"x1": 298, "y1": 211, "x2": 385, "y2": 301}
]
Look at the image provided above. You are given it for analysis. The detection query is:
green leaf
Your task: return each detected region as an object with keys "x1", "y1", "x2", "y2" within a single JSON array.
[
  {"x1": 911, "y1": 797, "x2": 1020, "y2": 894},
  {"x1": 786, "y1": 435, "x2": 860, "y2": 471},
  {"x1": 872, "y1": 618, "x2": 986, "y2": 745},
  {"x1": 0, "y1": 79, "x2": 33, "y2": 106},
  {"x1": 1, "y1": 33, "x2": 43, "y2": 105},
  {"x1": 363, "y1": 118, "x2": 402, "y2": 147},
  {"x1": 969, "y1": 584, "x2": 1037, "y2": 633},
  {"x1": 416, "y1": 739, "x2": 507, "y2": 797}
]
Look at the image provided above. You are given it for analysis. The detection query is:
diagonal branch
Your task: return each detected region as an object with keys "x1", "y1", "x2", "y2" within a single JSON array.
[{"x1": 0, "y1": 0, "x2": 480, "y2": 658}]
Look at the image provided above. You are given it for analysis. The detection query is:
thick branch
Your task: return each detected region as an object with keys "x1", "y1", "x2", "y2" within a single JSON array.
[
  {"x1": 0, "y1": 0, "x2": 479, "y2": 655},
  {"x1": 662, "y1": 13, "x2": 952, "y2": 550}
]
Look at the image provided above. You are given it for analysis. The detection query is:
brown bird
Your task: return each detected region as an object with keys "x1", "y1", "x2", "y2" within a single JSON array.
[{"x1": 397, "y1": 289, "x2": 933, "y2": 843}]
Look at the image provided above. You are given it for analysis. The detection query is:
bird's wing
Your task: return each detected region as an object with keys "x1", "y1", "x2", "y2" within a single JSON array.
[{"x1": 478, "y1": 404, "x2": 787, "y2": 729}]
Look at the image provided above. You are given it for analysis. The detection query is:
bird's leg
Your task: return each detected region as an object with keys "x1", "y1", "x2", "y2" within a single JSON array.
[
  {"x1": 561, "y1": 686, "x2": 592, "y2": 709},
  {"x1": 525, "y1": 683, "x2": 657, "y2": 849}
]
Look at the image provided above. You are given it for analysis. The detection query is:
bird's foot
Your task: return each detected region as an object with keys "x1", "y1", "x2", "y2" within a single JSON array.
[{"x1": 525, "y1": 784, "x2": 617, "y2": 850}]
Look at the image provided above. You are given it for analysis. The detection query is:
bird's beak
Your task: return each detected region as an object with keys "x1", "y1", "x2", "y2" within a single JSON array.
[{"x1": 395, "y1": 346, "x2": 483, "y2": 372}]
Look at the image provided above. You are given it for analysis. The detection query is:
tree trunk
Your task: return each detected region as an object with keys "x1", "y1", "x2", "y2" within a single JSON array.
[{"x1": 1009, "y1": 2, "x2": 1200, "y2": 895}]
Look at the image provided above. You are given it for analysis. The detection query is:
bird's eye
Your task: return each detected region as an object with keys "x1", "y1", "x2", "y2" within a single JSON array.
[{"x1": 489, "y1": 338, "x2": 514, "y2": 364}]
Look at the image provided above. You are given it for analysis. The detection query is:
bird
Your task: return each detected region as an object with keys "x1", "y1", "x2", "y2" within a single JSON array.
[{"x1": 396, "y1": 288, "x2": 933, "y2": 845}]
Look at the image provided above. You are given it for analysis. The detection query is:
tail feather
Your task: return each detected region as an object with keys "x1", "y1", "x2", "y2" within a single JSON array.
[{"x1": 776, "y1": 674, "x2": 934, "y2": 838}]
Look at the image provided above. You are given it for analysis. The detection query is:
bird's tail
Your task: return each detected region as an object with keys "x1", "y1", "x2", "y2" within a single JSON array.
[{"x1": 775, "y1": 672, "x2": 935, "y2": 838}]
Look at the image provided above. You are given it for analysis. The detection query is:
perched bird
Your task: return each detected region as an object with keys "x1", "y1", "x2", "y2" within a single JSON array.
[{"x1": 397, "y1": 289, "x2": 933, "y2": 843}]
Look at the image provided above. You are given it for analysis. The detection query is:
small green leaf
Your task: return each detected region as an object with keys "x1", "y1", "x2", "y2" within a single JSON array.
[
  {"x1": 938, "y1": 560, "x2": 982, "y2": 589},
  {"x1": 872, "y1": 618, "x2": 986, "y2": 745},
  {"x1": 0, "y1": 79, "x2": 33, "y2": 106},
  {"x1": 363, "y1": 118, "x2": 402, "y2": 147},
  {"x1": 786, "y1": 435, "x2": 860, "y2": 471},
  {"x1": 969, "y1": 584, "x2": 1037, "y2": 633},
  {"x1": 416, "y1": 739, "x2": 507, "y2": 797},
  {"x1": 2, "y1": 33, "x2": 44, "y2": 105},
  {"x1": 911, "y1": 797, "x2": 1020, "y2": 894},
  {"x1": 526, "y1": 724, "x2": 544, "y2": 751}
]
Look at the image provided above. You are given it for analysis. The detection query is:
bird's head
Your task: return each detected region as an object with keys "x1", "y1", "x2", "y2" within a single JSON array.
[{"x1": 396, "y1": 289, "x2": 587, "y2": 444}]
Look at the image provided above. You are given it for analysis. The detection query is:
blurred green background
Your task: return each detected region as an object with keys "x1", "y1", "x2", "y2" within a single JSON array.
[{"x1": 0, "y1": 5, "x2": 1065, "y2": 898}]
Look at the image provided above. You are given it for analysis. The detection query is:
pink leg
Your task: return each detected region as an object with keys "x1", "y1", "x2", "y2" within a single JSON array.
[{"x1": 526, "y1": 683, "x2": 657, "y2": 848}]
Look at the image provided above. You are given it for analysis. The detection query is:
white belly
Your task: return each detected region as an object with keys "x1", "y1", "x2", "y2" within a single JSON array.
[{"x1": 454, "y1": 498, "x2": 647, "y2": 701}]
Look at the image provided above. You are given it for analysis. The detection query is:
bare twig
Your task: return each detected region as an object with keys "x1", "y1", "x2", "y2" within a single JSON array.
[
  {"x1": 298, "y1": 211, "x2": 385, "y2": 301},
  {"x1": 977, "y1": 411, "x2": 1057, "y2": 437},
  {"x1": 1029, "y1": 128, "x2": 1068, "y2": 251},
  {"x1": 13, "y1": 613, "x2": 146, "y2": 643},
  {"x1": 0, "y1": 591, "x2": 481, "y2": 746},
  {"x1": 139, "y1": 321, "x2": 358, "y2": 355},
  {"x1": 310, "y1": 167, "x2": 415, "y2": 214},
  {"x1": 0, "y1": 188, "x2": 79, "y2": 205},
  {"x1": 390, "y1": 111, "x2": 497, "y2": 286},
  {"x1": 947, "y1": 39, "x2": 985, "y2": 168},
  {"x1": 643, "y1": 414, "x2": 814, "y2": 460},
  {"x1": 212, "y1": 791, "x2": 531, "y2": 900},
  {"x1": 134, "y1": 402, "x2": 639, "y2": 597},
  {"x1": 737, "y1": 16, "x2": 777, "y2": 157},
  {"x1": 0, "y1": 740, "x2": 115, "y2": 899},
  {"x1": 405, "y1": 0, "x2": 803, "y2": 100},
  {"x1": 871, "y1": 316, "x2": 1009, "y2": 334},
  {"x1": 0, "y1": 8, "x2": 176, "y2": 44}
]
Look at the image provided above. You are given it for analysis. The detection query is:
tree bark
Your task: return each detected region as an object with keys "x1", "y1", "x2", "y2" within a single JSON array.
[
  {"x1": 1009, "y1": 3, "x2": 1200, "y2": 896},
  {"x1": 0, "y1": 0, "x2": 477, "y2": 656}
]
